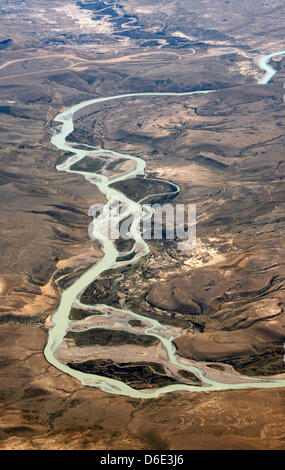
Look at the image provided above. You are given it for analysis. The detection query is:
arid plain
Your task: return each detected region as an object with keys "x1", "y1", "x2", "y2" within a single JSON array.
[{"x1": 1, "y1": 0, "x2": 285, "y2": 449}]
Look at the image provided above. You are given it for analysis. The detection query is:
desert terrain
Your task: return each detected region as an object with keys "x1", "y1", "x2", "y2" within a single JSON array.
[{"x1": 1, "y1": 0, "x2": 285, "y2": 450}]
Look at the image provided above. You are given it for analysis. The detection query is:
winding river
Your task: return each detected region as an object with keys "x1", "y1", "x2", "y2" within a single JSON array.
[
  {"x1": 44, "y1": 51, "x2": 285, "y2": 398},
  {"x1": 257, "y1": 50, "x2": 285, "y2": 84}
]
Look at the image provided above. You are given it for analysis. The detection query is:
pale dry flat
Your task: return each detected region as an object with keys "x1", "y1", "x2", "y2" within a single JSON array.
[{"x1": 0, "y1": 0, "x2": 285, "y2": 450}]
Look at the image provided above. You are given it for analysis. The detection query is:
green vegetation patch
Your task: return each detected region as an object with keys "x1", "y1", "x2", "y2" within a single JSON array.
[
  {"x1": 178, "y1": 369, "x2": 202, "y2": 385},
  {"x1": 206, "y1": 363, "x2": 225, "y2": 371},
  {"x1": 69, "y1": 307, "x2": 103, "y2": 321},
  {"x1": 70, "y1": 156, "x2": 105, "y2": 173},
  {"x1": 65, "y1": 328, "x2": 159, "y2": 348},
  {"x1": 80, "y1": 279, "x2": 120, "y2": 306},
  {"x1": 128, "y1": 319, "x2": 143, "y2": 327},
  {"x1": 55, "y1": 151, "x2": 74, "y2": 167},
  {"x1": 67, "y1": 359, "x2": 181, "y2": 390},
  {"x1": 110, "y1": 177, "x2": 177, "y2": 203}
]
